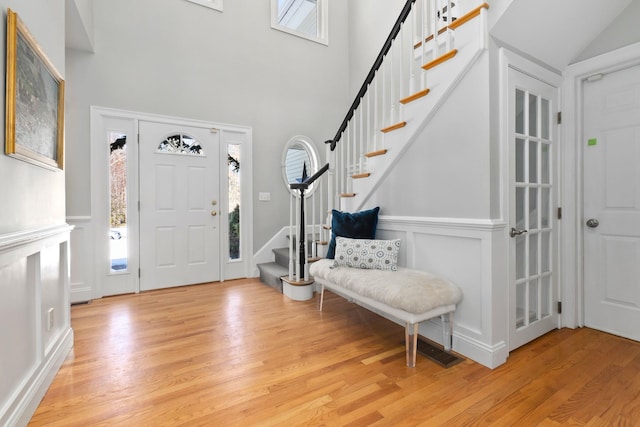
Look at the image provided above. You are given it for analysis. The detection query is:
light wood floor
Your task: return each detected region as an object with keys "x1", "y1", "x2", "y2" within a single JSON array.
[{"x1": 30, "y1": 278, "x2": 640, "y2": 426}]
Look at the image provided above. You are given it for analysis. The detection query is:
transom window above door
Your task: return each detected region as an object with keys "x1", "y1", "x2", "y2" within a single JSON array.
[{"x1": 271, "y1": 0, "x2": 328, "y2": 45}]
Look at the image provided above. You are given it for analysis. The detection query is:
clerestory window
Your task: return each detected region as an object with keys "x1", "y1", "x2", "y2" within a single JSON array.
[{"x1": 271, "y1": 0, "x2": 328, "y2": 45}]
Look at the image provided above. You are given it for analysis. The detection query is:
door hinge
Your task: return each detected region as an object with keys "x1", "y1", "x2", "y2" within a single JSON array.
[
  {"x1": 138, "y1": 268, "x2": 141, "y2": 278},
  {"x1": 557, "y1": 111, "x2": 562, "y2": 124},
  {"x1": 557, "y1": 207, "x2": 562, "y2": 220},
  {"x1": 557, "y1": 301, "x2": 562, "y2": 314}
]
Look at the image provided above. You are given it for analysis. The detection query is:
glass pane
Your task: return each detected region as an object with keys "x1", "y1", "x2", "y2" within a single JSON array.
[
  {"x1": 516, "y1": 138, "x2": 525, "y2": 182},
  {"x1": 516, "y1": 235, "x2": 526, "y2": 280},
  {"x1": 529, "y1": 93, "x2": 538, "y2": 137},
  {"x1": 529, "y1": 232, "x2": 538, "y2": 275},
  {"x1": 516, "y1": 187, "x2": 526, "y2": 228},
  {"x1": 529, "y1": 140, "x2": 538, "y2": 183},
  {"x1": 516, "y1": 282, "x2": 526, "y2": 328},
  {"x1": 541, "y1": 231, "x2": 551, "y2": 273},
  {"x1": 541, "y1": 143, "x2": 550, "y2": 184},
  {"x1": 541, "y1": 275, "x2": 551, "y2": 318},
  {"x1": 228, "y1": 144, "x2": 241, "y2": 260},
  {"x1": 109, "y1": 132, "x2": 128, "y2": 272},
  {"x1": 541, "y1": 187, "x2": 550, "y2": 228},
  {"x1": 277, "y1": 0, "x2": 318, "y2": 37},
  {"x1": 516, "y1": 89, "x2": 525, "y2": 134},
  {"x1": 529, "y1": 278, "x2": 539, "y2": 323},
  {"x1": 157, "y1": 134, "x2": 204, "y2": 155},
  {"x1": 541, "y1": 98, "x2": 550, "y2": 140},
  {"x1": 529, "y1": 187, "x2": 538, "y2": 229}
]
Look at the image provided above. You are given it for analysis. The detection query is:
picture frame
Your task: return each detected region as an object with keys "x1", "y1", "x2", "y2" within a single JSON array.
[{"x1": 5, "y1": 8, "x2": 65, "y2": 171}]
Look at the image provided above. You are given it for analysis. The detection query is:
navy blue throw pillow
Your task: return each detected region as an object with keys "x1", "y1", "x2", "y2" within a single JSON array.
[{"x1": 326, "y1": 207, "x2": 380, "y2": 259}]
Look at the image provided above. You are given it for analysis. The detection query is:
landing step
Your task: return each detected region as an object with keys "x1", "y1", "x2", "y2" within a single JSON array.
[
  {"x1": 414, "y1": 3, "x2": 489, "y2": 49},
  {"x1": 257, "y1": 261, "x2": 287, "y2": 293}
]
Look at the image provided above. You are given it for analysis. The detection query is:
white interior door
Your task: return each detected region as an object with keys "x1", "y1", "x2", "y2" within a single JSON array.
[
  {"x1": 583, "y1": 64, "x2": 640, "y2": 342},
  {"x1": 508, "y1": 66, "x2": 559, "y2": 351},
  {"x1": 139, "y1": 121, "x2": 220, "y2": 291}
]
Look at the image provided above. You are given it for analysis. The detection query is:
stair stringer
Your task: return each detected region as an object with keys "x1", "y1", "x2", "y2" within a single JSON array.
[{"x1": 341, "y1": 39, "x2": 487, "y2": 213}]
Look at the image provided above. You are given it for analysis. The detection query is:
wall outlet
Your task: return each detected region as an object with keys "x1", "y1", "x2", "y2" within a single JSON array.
[{"x1": 47, "y1": 308, "x2": 54, "y2": 331}]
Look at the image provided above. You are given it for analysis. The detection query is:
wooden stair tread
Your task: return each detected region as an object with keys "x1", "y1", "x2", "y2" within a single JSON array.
[
  {"x1": 381, "y1": 122, "x2": 406, "y2": 133},
  {"x1": 449, "y1": 3, "x2": 489, "y2": 30},
  {"x1": 422, "y1": 49, "x2": 457, "y2": 71},
  {"x1": 364, "y1": 149, "x2": 387, "y2": 158},
  {"x1": 316, "y1": 241, "x2": 328, "y2": 246},
  {"x1": 400, "y1": 88, "x2": 430, "y2": 105},
  {"x1": 351, "y1": 172, "x2": 371, "y2": 179},
  {"x1": 414, "y1": 3, "x2": 489, "y2": 49},
  {"x1": 340, "y1": 193, "x2": 356, "y2": 198}
]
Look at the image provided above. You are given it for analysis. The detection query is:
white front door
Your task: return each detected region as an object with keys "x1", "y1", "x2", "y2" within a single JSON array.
[
  {"x1": 583, "y1": 64, "x2": 640, "y2": 342},
  {"x1": 508, "y1": 66, "x2": 560, "y2": 351},
  {"x1": 139, "y1": 121, "x2": 221, "y2": 291}
]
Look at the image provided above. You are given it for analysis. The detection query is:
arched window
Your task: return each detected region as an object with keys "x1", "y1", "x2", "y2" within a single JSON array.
[{"x1": 156, "y1": 134, "x2": 204, "y2": 156}]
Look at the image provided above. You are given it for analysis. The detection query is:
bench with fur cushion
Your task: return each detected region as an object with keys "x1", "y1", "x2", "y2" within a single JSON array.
[{"x1": 310, "y1": 255, "x2": 462, "y2": 368}]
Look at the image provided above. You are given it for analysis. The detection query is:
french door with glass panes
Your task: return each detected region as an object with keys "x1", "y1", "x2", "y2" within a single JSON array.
[{"x1": 508, "y1": 65, "x2": 560, "y2": 351}]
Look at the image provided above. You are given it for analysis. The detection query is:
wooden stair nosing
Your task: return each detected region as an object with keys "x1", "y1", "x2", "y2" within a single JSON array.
[
  {"x1": 351, "y1": 172, "x2": 371, "y2": 179},
  {"x1": 364, "y1": 149, "x2": 387, "y2": 158},
  {"x1": 448, "y1": 3, "x2": 489, "y2": 30},
  {"x1": 381, "y1": 122, "x2": 407, "y2": 133},
  {"x1": 400, "y1": 88, "x2": 430, "y2": 105},
  {"x1": 413, "y1": 3, "x2": 489, "y2": 49},
  {"x1": 422, "y1": 49, "x2": 457, "y2": 71},
  {"x1": 340, "y1": 193, "x2": 357, "y2": 198}
]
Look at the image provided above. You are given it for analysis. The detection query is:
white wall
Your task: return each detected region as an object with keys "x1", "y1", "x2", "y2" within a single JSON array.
[
  {"x1": 347, "y1": 0, "x2": 405, "y2": 99},
  {"x1": 65, "y1": 0, "x2": 350, "y2": 252},
  {"x1": 0, "y1": 1, "x2": 66, "y2": 234},
  {"x1": 369, "y1": 55, "x2": 492, "y2": 218},
  {"x1": 572, "y1": 0, "x2": 640, "y2": 63}
]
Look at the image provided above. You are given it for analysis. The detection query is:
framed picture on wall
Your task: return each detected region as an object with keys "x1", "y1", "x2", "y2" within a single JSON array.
[{"x1": 5, "y1": 8, "x2": 65, "y2": 171}]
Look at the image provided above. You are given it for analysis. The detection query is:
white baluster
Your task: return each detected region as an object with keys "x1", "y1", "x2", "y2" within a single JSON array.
[
  {"x1": 312, "y1": 187, "x2": 316, "y2": 258},
  {"x1": 289, "y1": 192, "x2": 294, "y2": 280},
  {"x1": 295, "y1": 192, "x2": 300, "y2": 281}
]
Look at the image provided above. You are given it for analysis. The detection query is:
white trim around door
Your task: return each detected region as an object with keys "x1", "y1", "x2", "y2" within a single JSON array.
[
  {"x1": 563, "y1": 42, "x2": 640, "y2": 330},
  {"x1": 88, "y1": 107, "x2": 253, "y2": 299}
]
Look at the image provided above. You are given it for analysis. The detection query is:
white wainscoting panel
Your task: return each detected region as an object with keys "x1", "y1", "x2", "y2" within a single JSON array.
[
  {"x1": 0, "y1": 225, "x2": 74, "y2": 426},
  {"x1": 376, "y1": 216, "x2": 509, "y2": 368}
]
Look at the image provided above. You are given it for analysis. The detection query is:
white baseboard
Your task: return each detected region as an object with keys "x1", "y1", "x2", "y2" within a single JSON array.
[{"x1": 2, "y1": 328, "x2": 73, "y2": 427}]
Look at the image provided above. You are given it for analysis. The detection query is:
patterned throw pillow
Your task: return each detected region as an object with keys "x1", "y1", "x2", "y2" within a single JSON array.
[{"x1": 333, "y1": 237, "x2": 401, "y2": 271}]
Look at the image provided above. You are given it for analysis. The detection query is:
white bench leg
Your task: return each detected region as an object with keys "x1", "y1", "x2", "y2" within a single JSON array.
[
  {"x1": 405, "y1": 322, "x2": 419, "y2": 368},
  {"x1": 441, "y1": 312, "x2": 453, "y2": 351}
]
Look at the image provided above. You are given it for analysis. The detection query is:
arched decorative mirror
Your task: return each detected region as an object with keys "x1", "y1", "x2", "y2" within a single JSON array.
[{"x1": 281, "y1": 135, "x2": 320, "y2": 196}]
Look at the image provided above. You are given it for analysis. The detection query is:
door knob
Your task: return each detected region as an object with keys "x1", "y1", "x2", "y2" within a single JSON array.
[
  {"x1": 510, "y1": 227, "x2": 528, "y2": 238},
  {"x1": 211, "y1": 210, "x2": 217, "y2": 216},
  {"x1": 586, "y1": 218, "x2": 599, "y2": 228}
]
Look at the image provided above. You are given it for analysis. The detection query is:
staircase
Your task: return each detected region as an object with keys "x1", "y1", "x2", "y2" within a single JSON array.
[
  {"x1": 330, "y1": 0, "x2": 490, "y2": 213},
  {"x1": 257, "y1": 0, "x2": 490, "y2": 293}
]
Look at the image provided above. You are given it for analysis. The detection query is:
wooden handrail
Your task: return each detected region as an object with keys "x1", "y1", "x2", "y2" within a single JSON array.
[{"x1": 326, "y1": 0, "x2": 417, "y2": 151}]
